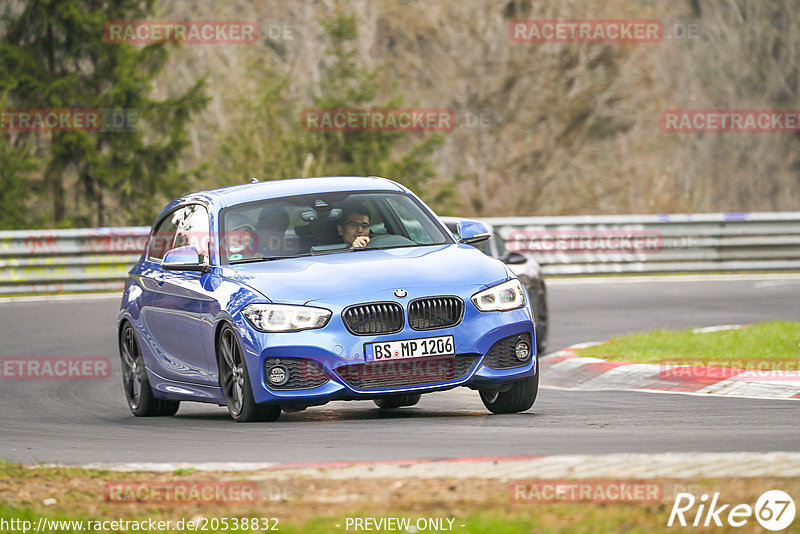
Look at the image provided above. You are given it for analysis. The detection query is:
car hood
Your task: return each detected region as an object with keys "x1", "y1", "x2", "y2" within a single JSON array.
[{"x1": 220, "y1": 244, "x2": 509, "y2": 305}]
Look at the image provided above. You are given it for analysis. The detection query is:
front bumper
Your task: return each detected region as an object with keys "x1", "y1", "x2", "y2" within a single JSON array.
[{"x1": 235, "y1": 304, "x2": 537, "y2": 405}]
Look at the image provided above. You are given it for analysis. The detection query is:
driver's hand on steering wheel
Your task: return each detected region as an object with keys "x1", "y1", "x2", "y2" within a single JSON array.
[{"x1": 352, "y1": 235, "x2": 370, "y2": 248}]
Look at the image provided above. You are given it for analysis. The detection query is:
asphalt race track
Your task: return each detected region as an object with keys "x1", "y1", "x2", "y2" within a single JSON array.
[{"x1": 2, "y1": 276, "x2": 799, "y2": 465}]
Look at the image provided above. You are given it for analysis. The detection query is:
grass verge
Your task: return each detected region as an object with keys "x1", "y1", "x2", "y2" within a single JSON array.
[
  {"x1": 574, "y1": 320, "x2": 800, "y2": 366},
  {"x1": 2, "y1": 462, "x2": 800, "y2": 533}
]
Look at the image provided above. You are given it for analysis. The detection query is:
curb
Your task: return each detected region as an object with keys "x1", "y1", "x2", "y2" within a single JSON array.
[{"x1": 541, "y1": 332, "x2": 800, "y2": 400}]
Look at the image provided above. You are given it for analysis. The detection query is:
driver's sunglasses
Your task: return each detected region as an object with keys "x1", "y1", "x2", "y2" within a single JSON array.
[{"x1": 344, "y1": 221, "x2": 371, "y2": 230}]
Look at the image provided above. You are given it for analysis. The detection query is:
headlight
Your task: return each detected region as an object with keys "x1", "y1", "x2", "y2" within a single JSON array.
[
  {"x1": 471, "y1": 279, "x2": 526, "y2": 312},
  {"x1": 242, "y1": 304, "x2": 331, "y2": 332}
]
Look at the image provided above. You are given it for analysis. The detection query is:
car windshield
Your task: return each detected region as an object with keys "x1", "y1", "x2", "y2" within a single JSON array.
[{"x1": 220, "y1": 191, "x2": 452, "y2": 264}]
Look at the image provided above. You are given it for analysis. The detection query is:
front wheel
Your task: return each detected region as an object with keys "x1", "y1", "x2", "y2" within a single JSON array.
[
  {"x1": 119, "y1": 323, "x2": 180, "y2": 417},
  {"x1": 479, "y1": 370, "x2": 538, "y2": 414},
  {"x1": 217, "y1": 324, "x2": 281, "y2": 423}
]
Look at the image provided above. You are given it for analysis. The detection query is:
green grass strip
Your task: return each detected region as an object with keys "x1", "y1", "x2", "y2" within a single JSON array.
[{"x1": 575, "y1": 320, "x2": 800, "y2": 366}]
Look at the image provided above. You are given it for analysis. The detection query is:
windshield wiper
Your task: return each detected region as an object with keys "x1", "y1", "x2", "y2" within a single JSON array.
[
  {"x1": 229, "y1": 255, "x2": 284, "y2": 265},
  {"x1": 350, "y1": 243, "x2": 434, "y2": 252}
]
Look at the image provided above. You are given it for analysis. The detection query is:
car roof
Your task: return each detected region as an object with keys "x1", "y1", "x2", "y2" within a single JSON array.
[
  {"x1": 207, "y1": 176, "x2": 407, "y2": 207},
  {"x1": 155, "y1": 176, "x2": 410, "y2": 223}
]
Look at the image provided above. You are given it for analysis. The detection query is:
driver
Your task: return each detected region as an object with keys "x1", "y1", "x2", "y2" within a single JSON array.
[{"x1": 337, "y1": 202, "x2": 371, "y2": 248}]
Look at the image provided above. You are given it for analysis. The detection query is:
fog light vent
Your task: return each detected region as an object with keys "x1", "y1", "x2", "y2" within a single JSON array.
[
  {"x1": 483, "y1": 333, "x2": 533, "y2": 369},
  {"x1": 263, "y1": 358, "x2": 329, "y2": 390}
]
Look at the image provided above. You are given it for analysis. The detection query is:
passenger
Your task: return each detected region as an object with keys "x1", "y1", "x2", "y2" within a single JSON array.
[
  {"x1": 256, "y1": 204, "x2": 291, "y2": 255},
  {"x1": 224, "y1": 214, "x2": 257, "y2": 258},
  {"x1": 337, "y1": 202, "x2": 371, "y2": 248}
]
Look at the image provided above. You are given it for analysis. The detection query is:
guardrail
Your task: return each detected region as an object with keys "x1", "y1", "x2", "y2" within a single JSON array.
[
  {"x1": 1, "y1": 212, "x2": 799, "y2": 294},
  {"x1": 0, "y1": 227, "x2": 149, "y2": 294},
  {"x1": 484, "y1": 212, "x2": 800, "y2": 275}
]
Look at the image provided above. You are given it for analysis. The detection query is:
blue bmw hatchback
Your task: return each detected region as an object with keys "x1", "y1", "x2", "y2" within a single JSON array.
[{"x1": 118, "y1": 177, "x2": 538, "y2": 421}]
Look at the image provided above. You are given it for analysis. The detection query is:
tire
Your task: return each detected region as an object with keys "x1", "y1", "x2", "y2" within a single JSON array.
[
  {"x1": 479, "y1": 368, "x2": 538, "y2": 414},
  {"x1": 119, "y1": 323, "x2": 180, "y2": 417},
  {"x1": 374, "y1": 393, "x2": 421, "y2": 409},
  {"x1": 217, "y1": 324, "x2": 281, "y2": 423},
  {"x1": 530, "y1": 279, "x2": 548, "y2": 355}
]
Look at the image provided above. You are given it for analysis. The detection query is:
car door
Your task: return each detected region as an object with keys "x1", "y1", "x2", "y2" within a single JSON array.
[{"x1": 140, "y1": 204, "x2": 217, "y2": 385}]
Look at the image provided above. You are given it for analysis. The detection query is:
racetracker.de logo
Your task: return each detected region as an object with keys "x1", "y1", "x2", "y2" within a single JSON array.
[
  {"x1": 335, "y1": 357, "x2": 455, "y2": 383},
  {"x1": 301, "y1": 109, "x2": 456, "y2": 132},
  {"x1": 105, "y1": 481, "x2": 258, "y2": 505},
  {"x1": 509, "y1": 20, "x2": 663, "y2": 43},
  {"x1": 1, "y1": 357, "x2": 112, "y2": 380},
  {"x1": 661, "y1": 110, "x2": 800, "y2": 133},
  {"x1": 510, "y1": 480, "x2": 663, "y2": 503},
  {"x1": 104, "y1": 20, "x2": 258, "y2": 44},
  {"x1": 659, "y1": 361, "x2": 800, "y2": 382},
  {"x1": 0, "y1": 109, "x2": 140, "y2": 132},
  {"x1": 505, "y1": 229, "x2": 664, "y2": 254}
]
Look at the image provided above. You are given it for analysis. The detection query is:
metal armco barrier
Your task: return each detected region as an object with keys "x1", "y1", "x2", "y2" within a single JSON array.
[
  {"x1": 483, "y1": 212, "x2": 800, "y2": 275},
  {"x1": 0, "y1": 227, "x2": 149, "y2": 294},
  {"x1": 1, "y1": 212, "x2": 799, "y2": 295}
]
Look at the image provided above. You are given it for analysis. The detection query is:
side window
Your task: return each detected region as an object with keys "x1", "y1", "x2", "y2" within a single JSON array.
[
  {"x1": 148, "y1": 210, "x2": 180, "y2": 261},
  {"x1": 474, "y1": 238, "x2": 491, "y2": 256},
  {"x1": 148, "y1": 205, "x2": 210, "y2": 263},
  {"x1": 494, "y1": 234, "x2": 506, "y2": 256},
  {"x1": 175, "y1": 205, "x2": 210, "y2": 264}
]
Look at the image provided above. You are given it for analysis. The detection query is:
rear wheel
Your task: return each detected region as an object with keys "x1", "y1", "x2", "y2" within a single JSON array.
[
  {"x1": 479, "y1": 369, "x2": 538, "y2": 414},
  {"x1": 374, "y1": 393, "x2": 421, "y2": 409},
  {"x1": 119, "y1": 323, "x2": 180, "y2": 417},
  {"x1": 217, "y1": 324, "x2": 280, "y2": 423}
]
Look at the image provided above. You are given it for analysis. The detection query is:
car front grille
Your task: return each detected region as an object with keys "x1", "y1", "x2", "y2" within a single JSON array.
[
  {"x1": 263, "y1": 358, "x2": 330, "y2": 390},
  {"x1": 342, "y1": 302, "x2": 404, "y2": 335},
  {"x1": 482, "y1": 333, "x2": 534, "y2": 369},
  {"x1": 334, "y1": 354, "x2": 480, "y2": 390},
  {"x1": 408, "y1": 296, "x2": 464, "y2": 330}
]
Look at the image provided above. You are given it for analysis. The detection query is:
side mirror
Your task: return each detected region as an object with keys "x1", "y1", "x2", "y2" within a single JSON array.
[
  {"x1": 163, "y1": 245, "x2": 208, "y2": 272},
  {"x1": 501, "y1": 251, "x2": 528, "y2": 265},
  {"x1": 456, "y1": 220, "x2": 491, "y2": 245}
]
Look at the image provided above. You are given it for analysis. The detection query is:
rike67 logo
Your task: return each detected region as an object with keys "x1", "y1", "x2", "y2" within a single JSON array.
[{"x1": 668, "y1": 490, "x2": 795, "y2": 531}]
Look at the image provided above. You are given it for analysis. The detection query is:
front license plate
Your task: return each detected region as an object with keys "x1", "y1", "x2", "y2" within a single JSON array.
[{"x1": 365, "y1": 335, "x2": 455, "y2": 362}]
